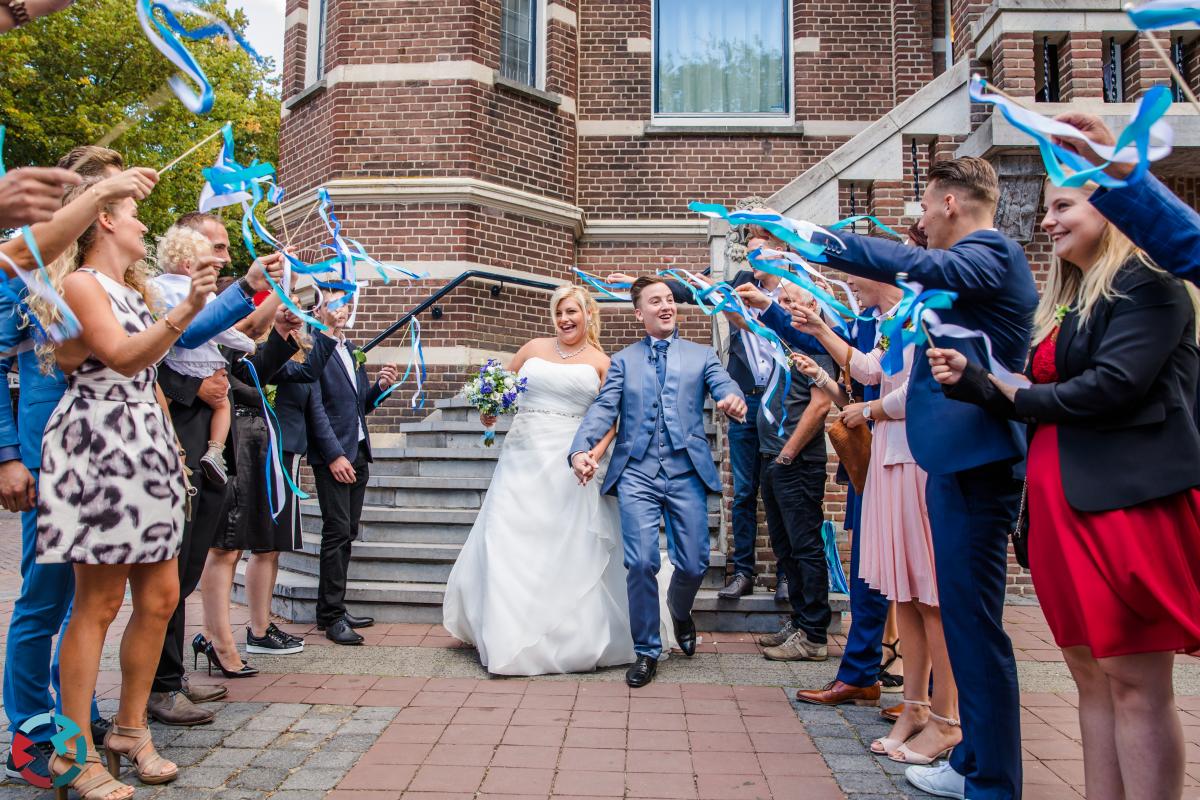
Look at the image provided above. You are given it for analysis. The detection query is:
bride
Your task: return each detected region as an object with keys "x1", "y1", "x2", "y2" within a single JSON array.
[{"x1": 443, "y1": 286, "x2": 673, "y2": 676}]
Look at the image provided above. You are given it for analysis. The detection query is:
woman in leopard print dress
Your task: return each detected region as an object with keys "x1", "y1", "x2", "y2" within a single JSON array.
[{"x1": 36, "y1": 180, "x2": 217, "y2": 800}]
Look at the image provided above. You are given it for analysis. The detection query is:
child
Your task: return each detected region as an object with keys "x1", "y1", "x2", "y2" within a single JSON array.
[{"x1": 153, "y1": 226, "x2": 256, "y2": 485}]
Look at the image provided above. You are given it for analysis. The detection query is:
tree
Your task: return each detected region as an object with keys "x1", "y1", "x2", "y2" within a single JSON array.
[{"x1": 0, "y1": 0, "x2": 281, "y2": 271}]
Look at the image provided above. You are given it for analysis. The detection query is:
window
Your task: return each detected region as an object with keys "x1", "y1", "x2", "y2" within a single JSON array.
[
  {"x1": 653, "y1": 0, "x2": 791, "y2": 122},
  {"x1": 315, "y1": 0, "x2": 329, "y2": 78},
  {"x1": 1103, "y1": 37, "x2": 1125, "y2": 103},
  {"x1": 500, "y1": 0, "x2": 539, "y2": 87},
  {"x1": 1036, "y1": 36, "x2": 1061, "y2": 102}
]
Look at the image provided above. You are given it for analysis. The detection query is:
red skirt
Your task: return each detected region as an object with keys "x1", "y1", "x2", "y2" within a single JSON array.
[{"x1": 1027, "y1": 424, "x2": 1200, "y2": 658}]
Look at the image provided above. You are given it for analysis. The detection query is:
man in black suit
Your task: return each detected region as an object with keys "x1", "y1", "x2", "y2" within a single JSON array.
[{"x1": 307, "y1": 290, "x2": 398, "y2": 644}]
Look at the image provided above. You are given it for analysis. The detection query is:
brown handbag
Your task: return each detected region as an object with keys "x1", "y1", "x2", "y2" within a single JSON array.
[{"x1": 827, "y1": 351, "x2": 872, "y2": 494}]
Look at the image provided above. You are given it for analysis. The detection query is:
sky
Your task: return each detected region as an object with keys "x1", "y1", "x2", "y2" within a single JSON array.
[{"x1": 234, "y1": 0, "x2": 286, "y2": 77}]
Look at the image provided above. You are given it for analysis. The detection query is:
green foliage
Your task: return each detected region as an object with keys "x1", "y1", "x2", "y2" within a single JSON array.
[{"x1": 0, "y1": 0, "x2": 281, "y2": 272}]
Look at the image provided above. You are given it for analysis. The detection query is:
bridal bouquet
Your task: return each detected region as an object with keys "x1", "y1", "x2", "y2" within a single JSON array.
[{"x1": 461, "y1": 358, "x2": 528, "y2": 445}]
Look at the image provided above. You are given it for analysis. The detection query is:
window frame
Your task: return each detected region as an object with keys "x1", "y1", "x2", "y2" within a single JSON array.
[
  {"x1": 650, "y1": 0, "x2": 794, "y2": 127},
  {"x1": 304, "y1": 0, "x2": 329, "y2": 86},
  {"x1": 499, "y1": 0, "x2": 548, "y2": 90}
]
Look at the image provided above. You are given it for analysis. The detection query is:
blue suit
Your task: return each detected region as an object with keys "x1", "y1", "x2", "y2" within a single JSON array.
[
  {"x1": 570, "y1": 333, "x2": 743, "y2": 659},
  {"x1": 814, "y1": 228, "x2": 1037, "y2": 800},
  {"x1": 0, "y1": 280, "x2": 254, "y2": 741},
  {"x1": 1091, "y1": 173, "x2": 1200, "y2": 287}
]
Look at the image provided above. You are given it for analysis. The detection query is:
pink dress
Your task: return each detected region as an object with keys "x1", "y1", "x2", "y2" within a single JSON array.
[{"x1": 852, "y1": 346, "x2": 938, "y2": 605}]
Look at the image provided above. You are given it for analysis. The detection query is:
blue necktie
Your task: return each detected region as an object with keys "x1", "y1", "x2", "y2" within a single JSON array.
[{"x1": 654, "y1": 340, "x2": 669, "y2": 388}]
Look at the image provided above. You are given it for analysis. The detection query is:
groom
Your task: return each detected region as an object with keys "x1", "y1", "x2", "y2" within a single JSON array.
[{"x1": 570, "y1": 276, "x2": 747, "y2": 687}]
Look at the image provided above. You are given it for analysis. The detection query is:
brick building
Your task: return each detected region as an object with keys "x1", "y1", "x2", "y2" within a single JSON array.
[{"x1": 270, "y1": 0, "x2": 1200, "y2": 600}]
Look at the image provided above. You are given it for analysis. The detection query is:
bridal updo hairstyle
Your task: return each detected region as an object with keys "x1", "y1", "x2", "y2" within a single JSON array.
[{"x1": 551, "y1": 285, "x2": 602, "y2": 352}]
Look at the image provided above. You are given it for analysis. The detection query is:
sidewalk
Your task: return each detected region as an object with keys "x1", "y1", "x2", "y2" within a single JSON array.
[{"x1": 0, "y1": 514, "x2": 1198, "y2": 799}]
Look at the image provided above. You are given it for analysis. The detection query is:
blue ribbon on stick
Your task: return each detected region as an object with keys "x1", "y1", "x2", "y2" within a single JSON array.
[{"x1": 1127, "y1": 1, "x2": 1200, "y2": 29}]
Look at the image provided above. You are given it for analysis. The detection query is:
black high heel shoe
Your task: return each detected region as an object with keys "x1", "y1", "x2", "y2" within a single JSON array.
[
  {"x1": 203, "y1": 642, "x2": 259, "y2": 678},
  {"x1": 191, "y1": 633, "x2": 210, "y2": 670}
]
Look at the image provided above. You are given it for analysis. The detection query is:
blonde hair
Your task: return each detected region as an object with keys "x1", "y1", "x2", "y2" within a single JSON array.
[
  {"x1": 26, "y1": 179, "x2": 158, "y2": 373},
  {"x1": 156, "y1": 225, "x2": 213, "y2": 276},
  {"x1": 551, "y1": 285, "x2": 602, "y2": 352}
]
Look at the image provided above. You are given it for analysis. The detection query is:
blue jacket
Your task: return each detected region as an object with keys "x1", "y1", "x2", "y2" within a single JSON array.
[
  {"x1": 812, "y1": 228, "x2": 1038, "y2": 475},
  {"x1": 1090, "y1": 173, "x2": 1200, "y2": 287},
  {"x1": 307, "y1": 337, "x2": 388, "y2": 466},
  {"x1": 0, "y1": 281, "x2": 256, "y2": 470}
]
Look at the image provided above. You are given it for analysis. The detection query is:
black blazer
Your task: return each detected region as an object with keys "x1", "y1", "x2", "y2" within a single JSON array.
[
  {"x1": 669, "y1": 270, "x2": 761, "y2": 393},
  {"x1": 307, "y1": 337, "x2": 388, "y2": 466},
  {"x1": 946, "y1": 260, "x2": 1200, "y2": 512}
]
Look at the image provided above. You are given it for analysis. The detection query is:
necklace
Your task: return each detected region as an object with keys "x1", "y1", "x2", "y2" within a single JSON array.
[{"x1": 555, "y1": 339, "x2": 588, "y2": 359}]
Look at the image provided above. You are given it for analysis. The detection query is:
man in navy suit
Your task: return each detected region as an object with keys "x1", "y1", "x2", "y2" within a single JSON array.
[
  {"x1": 793, "y1": 158, "x2": 1038, "y2": 800},
  {"x1": 307, "y1": 290, "x2": 398, "y2": 645}
]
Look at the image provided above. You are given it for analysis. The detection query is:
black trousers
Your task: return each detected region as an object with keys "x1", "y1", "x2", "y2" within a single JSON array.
[
  {"x1": 153, "y1": 406, "x2": 231, "y2": 693},
  {"x1": 760, "y1": 455, "x2": 830, "y2": 644},
  {"x1": 312, "y1": 446, "x2": 370, "y2": 626}
]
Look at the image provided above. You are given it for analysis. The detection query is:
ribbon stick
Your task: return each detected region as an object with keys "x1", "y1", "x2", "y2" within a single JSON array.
[
  {"x1": 370, "y1": 318, "x2": 427, "y2": 409},
  {"x1": 574, "y1": 268, "x2": 632, "y2": 301},
  {"x1": 242, "y1": 359, "x2": 308, "y2": 519},
  {"x1": 876, "y1": 277, "x2": 958, "y2": 376},
  {"x1": 688, "y1": 202, "x2": 840, "y2": 262},
  {"x1": 829, "y1": 215, "x2": 909, "y2": 241},
  {"x1": 922, "y1": 310, "x2": 1031, "y2": 390},
  {"x1": 137, "y1": 0, "x2": 264, "y2": 115},
  {"x1": 969, "y1": 74, "x2": 1174, "y2": 188},
  {"x1": 160, "y1": 122, "x2": 231, "y2": 174}
]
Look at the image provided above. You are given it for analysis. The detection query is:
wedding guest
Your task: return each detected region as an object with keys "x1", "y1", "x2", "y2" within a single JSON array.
[
  {"x1": 0, "y1": 147, "x2": 260, "y2": 786},
  {"x1": 763, "y1": 157, "x2": 1037, "y2": 800},
  {"x1": 792, "y1": 277, "x2": 961, "y2": 765},
  {"x1": 307, "y1": 289, "x2": 398, "y2": 645},
  {"x1": 930, "y1": 178, "x2": 1200, "y2": 800},
  {"x1": 151, "y1": 213, "x2": 296, "y2": 727},
  {"x1": 752, "y1": 284, "x2": 834, "y2": 661},
  {"x1": 37, "y1": 178, "x2": 219, "y2": 798}
]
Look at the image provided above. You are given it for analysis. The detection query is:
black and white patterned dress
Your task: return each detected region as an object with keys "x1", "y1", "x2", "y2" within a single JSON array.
[{"x1": 36, "y1": 269, "x2": 185, "y2": 565}]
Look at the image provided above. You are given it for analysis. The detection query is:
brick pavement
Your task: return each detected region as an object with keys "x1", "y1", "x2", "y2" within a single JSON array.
[{"x1": 1, "y1": 513, "x2": 1199, "y2": 799}]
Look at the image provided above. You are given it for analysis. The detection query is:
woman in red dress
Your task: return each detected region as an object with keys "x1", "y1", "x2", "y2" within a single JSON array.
[{"x1": 928, "y1": 180, "x2": 1200, "y2": 800}]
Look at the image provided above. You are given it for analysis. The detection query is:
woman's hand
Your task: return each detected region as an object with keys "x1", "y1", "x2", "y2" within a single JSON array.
[
  {"x1": 791, "y1": 353, "x2": 822, "y2": 380},
  {"x1": 93, "y1": 167, "x2": 159, "y2": 204},
  {"x1": 183, "y1": 255, "x2": 221, "y2": 312},
  {"x1": 838, "y1": 402, "x2": 869, "y2": 429},
  {"x1": 480, "y1": 413, "x2": 498, "y2": 428},
  {"x1": 988, "y1": 374, "x2": 1019, "y2": 402},
  {"x1": 790, "y1": 305, "x2": 828, "y2": 336},
  {"x1": 927, "y1": 348, "x2": 967, "y2": 386}
]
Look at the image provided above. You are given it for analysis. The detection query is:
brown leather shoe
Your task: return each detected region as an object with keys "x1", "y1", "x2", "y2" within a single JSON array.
[
  {"x1": 147, "y1": 690, "x2": 215, "y2": 726},
  {"x1": 794, "y1": 680, "x2": 881, "y2": 706},
  {"x1": 181, "y1": 677, "x2": 227, "y2": 704},
  {"x1": 880, "y1": 701, "x2": 905, "y2": 721}
]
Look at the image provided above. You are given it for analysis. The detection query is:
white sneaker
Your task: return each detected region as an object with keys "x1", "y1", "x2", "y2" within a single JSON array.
[{"x1": 905, "y1": 762, "x2": 965, "y2": 799}]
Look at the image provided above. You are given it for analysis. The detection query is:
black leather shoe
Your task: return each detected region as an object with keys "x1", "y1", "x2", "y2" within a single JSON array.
[
  {"x1": 625, "y1": 655, "x2": 657, "y2": 688},
  {"x1": 342, "y1": 612, "x2": 375, "y2": 629},
  {"x1": 672, "y1": 614, "x2": 697, "y2": 657},
  {"x1": 774, "y1": 575, "x2": 789, "y2": 604},
  {"x1": 717, "y1": 573, "x2": 754, "y2": 600},
  {"x1": 325, "y1": 618, "x2": 364, "y2": 645}
]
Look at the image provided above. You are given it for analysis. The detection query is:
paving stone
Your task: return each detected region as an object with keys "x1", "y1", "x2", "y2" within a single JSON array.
[
  {"x1": 197, "y1": 747, "x2": 259, "y2": 768},
  {"x1": 824, "y1": 753, "x2": 883, "y2": 773},
  {"x1": 274, "y1": 731, "x2": 328, "y2": 750},
  {"x1": 815, "y1": 736, "x2": 873, "y2": 755},
  {"x1": 223, "y1": 703, "x2": 268, "y2": 716},
  {"x1": 261, "y1": 703, "x2": 309, "y2": 719},
  {"x1": 173, "y1": 766, "x2": 236, "y2": 788},
  {"x1": 303, "y1": 749, "x2": 362, "y2": 769},
  {"x1": 171, "y1": 728, "x2": 229, "y2": 748},
  {"x1": 306, "y1": 704, "x2": 355, "y2": 718},
  {"x1": 0, "y1": 784, "x2": 43, "y2": 798},
  {"x1": 323, "y1": 733, "x2": 377, "y2": 752},
  {"x1": 160, "y1": 746, "x2": 210, "y2": 768},
  {"x1": 145, "y1": 788, "x2": 222, "y2": 799},
  {"x1": 837, "y1": 771, "x2": 900, "y2": 793},
  {"x1": 805, "y1": 721, "x2": 854, "y2": 738},
  {"x1": 352, "y1": 706, "x2": 401, "y2": 721},
  {"x1": 791, "y1": 704, "x2": 843, "y2": 723},
  {"x1": 220, "y1": 729, "x2": 277, "y2": 749},
  {"x1": 279, "y1": 767, "x2": 347, "y2": 791},
  {"x1": 251, "y1": 748, "x2": 310, "y2": 770},
  {"x1": 338, "y1": 718, "x2": 390, "y2": 735},
  {"x1": 270, "y1": 791, "x2": 329, "y2": 800},
  {"x1": 207, "y1": 711, "x2": 257, "y2": 731},
  {"x1": 213, "y1": 790, "x2": 261, "y2": 800},
  {"x1": 291, "y1": 716, "x2": 342, "y2": 734},
  {"x1": 228, "y1": 766, "x2": 290, "y2": 790},
  {"x1": 243, "y1": 714, "x2": 294, "y2": 732}
]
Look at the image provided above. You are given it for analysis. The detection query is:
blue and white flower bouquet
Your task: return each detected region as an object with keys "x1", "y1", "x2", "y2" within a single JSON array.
[{"x1": 461, "y1": 358, "x2": 528, "y2": 446}]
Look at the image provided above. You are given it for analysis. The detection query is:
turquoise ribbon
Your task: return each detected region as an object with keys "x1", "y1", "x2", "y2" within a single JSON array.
[
  {"x1": 745, "y1": 247, "x2": 875, "y2": 340},
  {"x1": 876, "y1": 278, "x2": 957, "y2": 375},
  {"x1": 688, "y1": 202, "x2": 834, "y2": 262},
  {"x1": 574, "y1": 268, "x2": 632, "y2": 301},
  {"x1": 370, "y1": 317, "x2": 427, "y2": 409},
  {"x1": 243, "y1": 359, "x2": 308, "y2": 519},
  {"x1": 969, "y1": 75, "x2": 1174, "y2": 188},
  {"x1": 828, "y1": 215, "x2": 908, "y2": 240},
  {"x1": 1127, "y1": 1, "x2": 1200, "y2": 29}
]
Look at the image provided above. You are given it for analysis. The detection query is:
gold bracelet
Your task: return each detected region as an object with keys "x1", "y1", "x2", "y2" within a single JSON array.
[{"x1": 163, "y1": 315, "x2": 184, "y2": 335}]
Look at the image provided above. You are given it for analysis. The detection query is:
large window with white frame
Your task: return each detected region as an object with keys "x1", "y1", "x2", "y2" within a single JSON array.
[
  {"x1": 500, "y1": 0, "x2": 544, "y2": 88},
  {"x1": 653, "y1": 0, "x2": 792, "y2": 124}
]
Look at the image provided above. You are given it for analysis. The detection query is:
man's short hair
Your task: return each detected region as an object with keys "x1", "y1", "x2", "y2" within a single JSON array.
[
  {"x1": 56, "y1": 146, "x2": 123, "y2": 177},
  {"x1": 175, "y1": 211, "x2": 221, "y2": 232},
  {"x1": 630, "y1": 275, "x2": 670, "y2": 307},
  {"x1": 927, "y1": 156, "x2": 999, "y2": 210}
]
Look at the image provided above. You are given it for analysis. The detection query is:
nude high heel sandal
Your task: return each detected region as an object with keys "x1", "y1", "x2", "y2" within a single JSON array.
[
  {"x1": 52, "y1": 750, "x2": 133, "y2": 800},
  {"x1": 888, "y1": 711, "x2": 961, "y2": 764},
  {"x1": 870, "y1": 698, "x2": 929, "y2": 755},
  {"x1": 104, "y1": 723, "x2": 178, "y2": 785}
]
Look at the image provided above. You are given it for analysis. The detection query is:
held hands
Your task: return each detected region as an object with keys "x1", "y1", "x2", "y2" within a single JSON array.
[
  {"x1": 185, "y1": 255, "x2": 221, "y2": 310},
  {"x1": 274, "y1": 303, "x2": 303, "y2": 337},
  {"x1": 571, "y1": 451, "x2": 599, "y2": 486},
  {"x1": 927, "y1": 347, "x2": 967, "y2": 386},
  {"x1": 0, "y1": 167, "x2": 82, "y2": 228},
  {"x1": 716, "y1": 394, "x2": 748, "y2": 423},
  {"x1": 245, "y1": 252, "x2": 287, "y2": 292},
  {"x1": 330, "y1": 455, "x2": 357, "y2": 484},
  {"x1": 790, "y1": 306, "x2": 828, "y2": 336},
  {"x1": 94, "y1": 167, "x2": 158, "y2": 204},
  {"x1": 376, "y1": 364, "x2": 399, "y2": 390},
  {"x1": 197, "y1": 369, "x2": 230, "y2": 409},
  {"x1": 838, "y1": 402, "x2": 869, "y2": 430},
  {"x1": 0, "y1": 460, "x2": 36, "y2": 513}
]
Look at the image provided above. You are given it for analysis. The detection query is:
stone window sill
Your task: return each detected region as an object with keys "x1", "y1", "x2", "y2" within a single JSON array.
[
  {"x1": 644, "y1": 122, "x2": 804, "y2": 136},
  {"x1": 284, "y1": 79, "x2": 327, "y2": 112},
  {"x1": 493, "y1": 71, "x2": 563, "y2": 108}
]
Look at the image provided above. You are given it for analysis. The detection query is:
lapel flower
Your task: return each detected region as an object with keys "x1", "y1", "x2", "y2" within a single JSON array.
[
  {"x1": 877, "y1": 334, "x2": 891, "y2": 354},
  {"x1": 1054, "y1": 304, "x2": 1070, "y2": 324},
  {"x1": 353, "y1": 348, "x2": 367, "y2": 367}
]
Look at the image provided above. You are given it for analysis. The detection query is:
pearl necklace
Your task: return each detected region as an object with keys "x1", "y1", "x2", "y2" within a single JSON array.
[{"x1": 555, "y1": 339, "x2": 588, "y2": 359}]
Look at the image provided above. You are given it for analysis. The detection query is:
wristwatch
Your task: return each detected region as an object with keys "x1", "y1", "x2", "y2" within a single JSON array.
[
  {"x1": 775, "y1": 454, "x2": 793, "y2": 465},
  {"x1": 235, "y1": 276, "x2": 254, "y2": 299},
  {"x1": 862, "y1": 404, "x2": 873, "y2": 420},
  {"x1": 2, "y1": 0, "x2": 31, "y2": 26}
]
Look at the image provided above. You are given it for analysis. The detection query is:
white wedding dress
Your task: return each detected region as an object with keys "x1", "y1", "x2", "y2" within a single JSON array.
[{"x1": 443, "y1": 357, "x2": 674, "y2": 676}]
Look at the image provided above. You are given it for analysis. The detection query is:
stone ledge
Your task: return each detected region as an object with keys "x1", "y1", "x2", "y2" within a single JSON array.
[
  {"x1": 283, "y1": 78, "x2": 327, "y2": 112},
  {"x1": 493, "y1": 71, "x2": 564, "y2": 108}
]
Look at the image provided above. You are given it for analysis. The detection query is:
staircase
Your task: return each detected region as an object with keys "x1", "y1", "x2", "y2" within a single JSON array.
[{"x1": 234, "y1": 396, "x2": 846, "y2": 633}]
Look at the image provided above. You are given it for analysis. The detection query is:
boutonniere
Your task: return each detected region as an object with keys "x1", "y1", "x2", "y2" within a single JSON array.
[
  {"x1": 1054, "y1": 304, "x2": 1070, "y2": 324},
  {"x1": 878, "y1": 334, "x2": 891, "y2": 353},
  {"x1": 353, "y1": 348, "x2": 367, "y2": 367}
]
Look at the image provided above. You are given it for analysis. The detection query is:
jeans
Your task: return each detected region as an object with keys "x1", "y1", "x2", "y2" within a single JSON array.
[
  {"x1": 726, "y1": 392, "x2": 762, "y2": 577},
  {"x1": 760, "y1": 456, "x2": 830, "y2": 643},
  {"x1": 312, "y1": 446, "x2": 370, "y2": 626}
]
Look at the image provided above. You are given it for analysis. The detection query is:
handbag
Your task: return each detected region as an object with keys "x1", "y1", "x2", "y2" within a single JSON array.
[
  {"x1": 1011, "y1": 479, "x2": 1030, "y2": 568},
  {"x1": 827, "y1": 351, "x2": 872, "y2": 494}
]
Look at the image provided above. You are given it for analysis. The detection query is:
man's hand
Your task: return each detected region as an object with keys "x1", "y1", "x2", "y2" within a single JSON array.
[
  {"x1": 94, "y1": 167, "x2": 158, "y2": 204},
  {"x1": 245, "y1": 252, "x2": 287, "y2": 292},
  {"x1": 907, "y1": 221, "x2": 928, "y2": 249},
  {"x1": 607, "y1": 272, "x2": 637, "y2": 285},
  {"x1": 838, "y1": 402, "x2": 869, "y2": 429},
  {"x1": 790, "y1": 306, "x2": 828, "y2": 336},
  {"x1": 0, "y1": 460, "x2": 36, "y2": 513},
  {"x1": 274, "y1": 303, "x2": 302, "y2": 337},
  {"x1": 1052, "y1": 112, "x2": 1131, "y2": 181},
  {"x1": 330, "y1": 455, "x2": 357, "y2": 484},
  {"x1": 0, "y1": 167, "x2": 82, "y2": 229},
  {"x1": 197, "y1": 369, "x2": 230, "y2": 408},
  {"x1": 716, "y1": 394, "x2": 748, "y2": 423},
  {"x1": 377, "y1": 364, "x2": 398, "y2": 390},
  {"x1": 184, "y1": 255, "x2": 220, "y2": 310},
  {"x1": 571, "y1": 451, "x2": 598, "y2": 485},
  {"x1": 927, "y1": 347, "x2": 968, "y2": 386},
  {"x1": 735, "y1": 283, "x2": 772, "y2": 310}
]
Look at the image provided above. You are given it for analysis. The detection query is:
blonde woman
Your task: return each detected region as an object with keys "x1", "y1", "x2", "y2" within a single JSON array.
[
  {"x1": 443, "y1": 286, "x2": 646, "y2": 675},
  {"x1": 39, "y1": 180, "x2": 217, "y2": 799},
  {"x1": 931, "y1": 181, "x2": 1200, "y2": 800}
]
